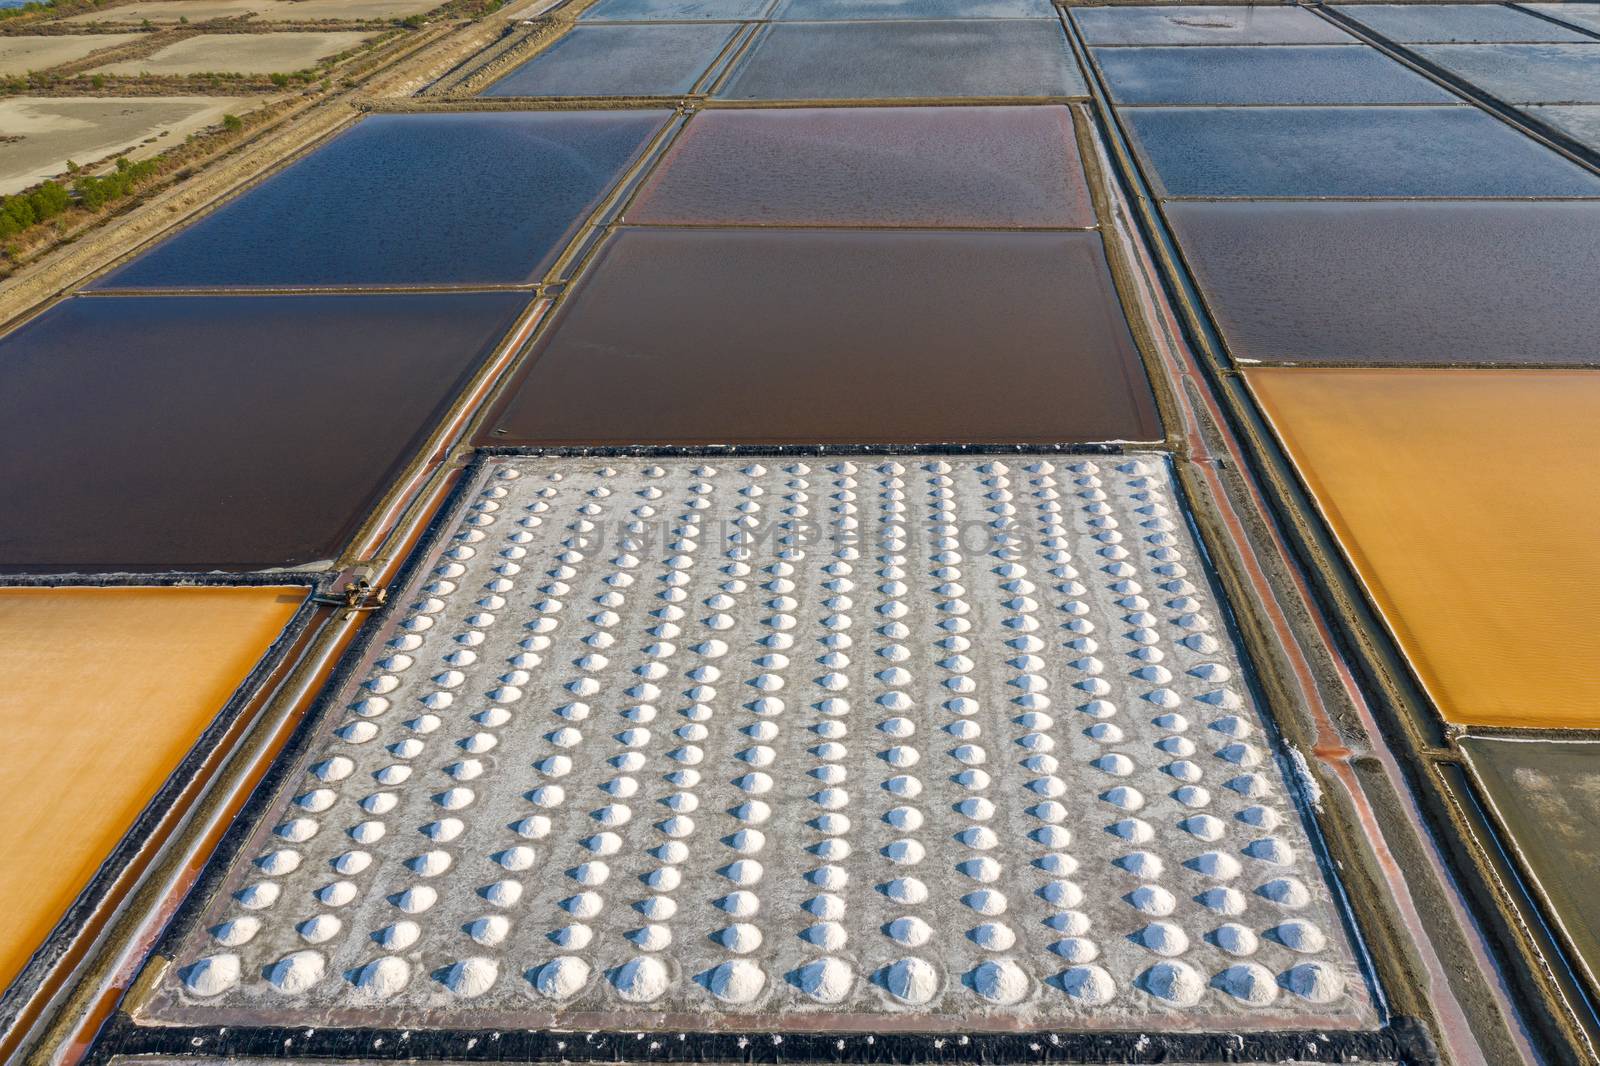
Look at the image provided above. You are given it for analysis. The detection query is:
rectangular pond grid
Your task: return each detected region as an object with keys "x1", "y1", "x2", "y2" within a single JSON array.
[{"x1": 148, "y1": 454, "x2": 1372, "y2": 1034}]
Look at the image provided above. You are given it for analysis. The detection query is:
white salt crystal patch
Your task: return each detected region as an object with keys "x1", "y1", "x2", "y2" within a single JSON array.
[
  {"x1": 1058, "y1": 965, "x2": 1115, "y2": 1005},
  {"x1": 970, "y1": 959, "x2": 1028, "y2": 1005},
  {"x1": 297, "y1": 915, "x2": 341, "y2": 944},
  {"x1": 1284, "y1": 961, "x2": 1344, "y2": 1003},
  {"x1": 1141, "y1": 961, "x2": 1204, "y2": 1006},
  {"x1": 1216, "y1": 962, "x2": 1277, "y2": 1005},
  {"x1": 706, "y1": 959, "x2": 765, "y2": 1004},
  {"x1": 182, "y1": 954, "x2": 240, "y2": 997},
  {"x1": 796, "y1": 957, "x2": 853, "y2": 1003},
  {"x1": 353, "y1": 956, "x2": 410, "y2": 998},
  {"x1": 443, "y1": 957, "x2": 498, "y2": 998},
  {"x1": 266, "y1": 951, "x2": 324, "y2": 994},
  {"x1": 1212, "y1": 923, "x2": 1259, "y2": 956},
  {"x1": 883, "y1": 957, "x2": 938, "y2": 1005},
  {"x1": 612, "y1": 956, "x2": 670, "y2": 1002},
  {"x1": 209, "y1": 917, "x2": 259, "y2": 947},
  {"x1": 376, "y1": 921, "x2": 420, "y2": 950},
  {"x1": 1271, "y1": 919, "x2": 1327, "y2": 954}
]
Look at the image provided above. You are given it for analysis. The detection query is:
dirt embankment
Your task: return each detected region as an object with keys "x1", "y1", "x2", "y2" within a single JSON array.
[{"x1": 0, "y1": 0, "x2": 553, "y2": 328}]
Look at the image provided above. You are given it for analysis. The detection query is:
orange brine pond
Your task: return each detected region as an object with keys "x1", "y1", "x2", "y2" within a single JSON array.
[
  {"x1": 0, "y1": 585, "x2": 306, "y2": 991},
  {"x1": 1248, "y1": 368, "x2": 1600, "y2": 729}
]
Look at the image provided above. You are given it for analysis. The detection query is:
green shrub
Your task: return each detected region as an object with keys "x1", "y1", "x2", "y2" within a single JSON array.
[{"x1": 73, "y1": 156, "x2": 159, "y2": 210}]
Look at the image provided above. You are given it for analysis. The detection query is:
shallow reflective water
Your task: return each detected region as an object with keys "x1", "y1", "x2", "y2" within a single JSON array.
[
  {"x1": 1124, "y1": 105, "x2": 1600, "y2": 197},
  {"x1": 581, "y1": 0, "x2": 770, "y2": 20},
  {"x1": 715, "y1": 20, "x2": 1086, "y2": 100},
  {"x1": 1167, "y1": 200, "x2": 1600, "y2": 365},
  {"x1": 627, "y1": 105, "x2": 1093, "y2": 227},
  {"x1": 1335, "y1": 3, "x2": 1590, "y2": 43},
  {"x1": 771, "y1": 0, "x2": 1053, "y2": 20},
  {"x1": 481, "y1": 24, "x2": 737, "y2": 97},
  {"x1": 94, "y1": 111, "x2": 669, "y2": 287},
  {"x1": 1250, "y1": 366, "x2": 1600, "y2": 728},
  {"x1": 0, "y1": 291, "x2": 530, "y2": 571},
  {"x1": 1463, "y1": 738, "x2": 1600, "y2": 981},
  {"x1": 1417, "y1": 43, "x2": 1600, "y2": 104},
  {"x1": 1097, "y1": 44, "x2": 1455, "y2": 105},
  {"x1": 1075, "y1": 4, "x2": 1354, "y2": 45},
  {"x1": 481, "y1": 228, "x2": 1160, "y2": 445},
  {"x1": 0, "y1": 585, "x2": 305, "y2": 989}
]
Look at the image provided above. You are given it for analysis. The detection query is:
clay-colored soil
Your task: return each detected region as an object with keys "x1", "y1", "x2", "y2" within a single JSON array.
[
  {"x1": 88, "y1": 30, "x2": 372, "y2": 74},
  {"x1": 0, "y1": 33, "x2": 143, "y2": 75},
  {"x1": 0, "y1": 95, "x2": 251, "y2": 194},
  {"x1": 66, "y1": 0, "x2": 443, "y2": 22}
]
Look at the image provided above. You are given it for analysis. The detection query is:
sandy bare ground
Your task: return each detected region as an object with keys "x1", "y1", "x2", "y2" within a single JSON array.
[
  {"x1": 0, "y1": 96, "x2": 251, "y2": 193},
  {"x1": 88, "y1": 30, "x2": 372, "y2": 73},
  {"x1": 0, "y1": 34, "x2": 144, "y2": 75},
  {"x1": 65, "y1": 0, "x2": 444, "y2": 22}
]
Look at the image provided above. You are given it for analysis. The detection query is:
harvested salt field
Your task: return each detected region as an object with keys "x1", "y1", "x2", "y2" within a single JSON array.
[
  {"x1": 88, "y1": 31, "x2": 375, "y2": 76},
  {"x1": 0, "y1": 585, "x2": 306, "y2": 991},
  {"x1": 0, "y1": 34, "x2": 143, "y2": 76},
  {"x1": 8, "y1": 0, "x2": 1600, "y2": 1062},
  {"x1": 148, "y1": 455, "x2": 1370, "y2": 1028},
  {"x1": 1248, "y1": 367, "x2": 1600, "y2": 729},
  {"x1": 0, "y1": 96, "x2": 248, "y2": 195}
]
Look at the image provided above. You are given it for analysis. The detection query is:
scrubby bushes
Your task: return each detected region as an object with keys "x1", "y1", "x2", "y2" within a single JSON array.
[
  {"x1": 73, "y1": 155, "x2": 160, "y2": 209},
  {"x1": 0, "y1": 182, "x2": 70, "y2": 239}
]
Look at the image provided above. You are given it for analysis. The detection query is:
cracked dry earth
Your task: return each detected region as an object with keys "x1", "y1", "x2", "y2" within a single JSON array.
[{"x1": 154, "y1": 453, "x2": 1371, "y2": 1032}]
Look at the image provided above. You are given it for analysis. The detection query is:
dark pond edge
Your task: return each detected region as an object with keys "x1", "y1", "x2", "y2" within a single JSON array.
[{"x1": 89, "y1": 1012, "x2": 1434, "y2": 1064}]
